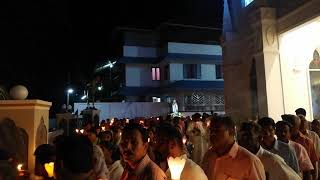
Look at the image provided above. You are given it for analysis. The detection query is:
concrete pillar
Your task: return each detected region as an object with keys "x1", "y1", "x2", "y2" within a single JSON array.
[{"x1": 0, "y1": 100, "x2": 52, "y2": 172}]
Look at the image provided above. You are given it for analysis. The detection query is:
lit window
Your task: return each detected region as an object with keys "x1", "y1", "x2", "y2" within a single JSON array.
[
  {"x1": 152, "y1": 67, "x2": 160, "y2": 81},
  {"x1": 244, "y1": 0, "x2": 254, "y2": 6}
]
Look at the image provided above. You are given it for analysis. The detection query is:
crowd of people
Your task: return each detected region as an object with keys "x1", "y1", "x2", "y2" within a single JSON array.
[{"x1": 1, "y1": 108, "x2": 320, "y2": 180}]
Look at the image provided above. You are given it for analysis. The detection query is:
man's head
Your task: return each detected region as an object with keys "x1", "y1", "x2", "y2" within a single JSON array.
[
  {"x1": 295, "y1": 108, "x2": 306, "y2": 117},
  {"x1": 311, "y1": 119, "x2": 320, "y2": 134},
  {"x1": 87, "y1": 129, "x2": 98, "y2": 143},
  {"x1": 192, "y1": 113, "x2": 202, "y2": 122},
  {"x1": 120, "y1": 123, "x2": 149, "y2": 166},
  {"x1": 275, "y1": 121, "x2": 292, "y2": 143},
  {"x1": 100, "y1": 130, "x2": 113, "y2": 142},
  {"x1": 298, "y1": 115, "x2": 308, "y2": 133},
  {"x1": 155, "y1": 124, "x2": 184, "y2": 158},
  {"x1": 55, "y1": 136, "x2": 93, "y2": 178},
  {"x1": 209, "y1": 116, "x2": 235, "y2": 149},
  {"x1": 100, "y1": 142, "x2": 121, "y2": 165},
  {"x1": 238, "y1": 122, "x2": 262, "y2": 154},
  {"x1": 282, "y1": 114, "x2": 301, "y2": 136},
  {"x1": 257, "y1": 117, "x2": 276, "y2": 146},
  {"x1": 34, "y1": 144, "x2": 56, "y2": 177}
]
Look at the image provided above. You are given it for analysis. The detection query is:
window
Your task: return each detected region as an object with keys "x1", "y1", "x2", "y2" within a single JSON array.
[
  {"x1": 152, "y1": 67, "x2": 160, "y2": 81},
  {"x1": 244, "y1": 0, "x2": 254, "y2": 6},
  {"x1": 215, "y1": 64, "x2": 223, "y2": 79},
  {"x1": 164, "y1": 65, "x2": 169, "y2": 80},
  {"x1": 183, "y1": 64, "x2": 201, "y2": 79}
]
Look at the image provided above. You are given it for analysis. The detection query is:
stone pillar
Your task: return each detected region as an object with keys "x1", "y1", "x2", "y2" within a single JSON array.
[
  {"x1": 0, "y1": 100, "x2": 52, "y2": 172},
  {"x1": 253, "y1": 8, "x2": 285, "y2": 119}
]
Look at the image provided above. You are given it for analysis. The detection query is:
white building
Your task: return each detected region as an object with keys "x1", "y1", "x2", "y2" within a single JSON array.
[
  {"x1": 223, "y1": 0, "x2": 320, "y2": 121},
  {"x1": 118, "y1": 26, "x2": 224, "y2": 112}
]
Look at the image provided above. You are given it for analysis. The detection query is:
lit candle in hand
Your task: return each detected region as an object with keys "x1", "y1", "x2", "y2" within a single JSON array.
[
  {"x1": 182, "y1": 137, "x2": 187, "y2": 144},
  {"x1": 44, "y1": 162, "x2": 55, "y2": 178},
  {"x1": 17, "y1": 164, "x2": 23, "y2": 171},
  {"x1": 167, "y1": 156, "x2": 186, "y2": 180}
]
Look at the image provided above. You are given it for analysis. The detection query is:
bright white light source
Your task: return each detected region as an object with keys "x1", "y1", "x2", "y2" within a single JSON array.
[
  {"x1": 17, "y1": 164, "x2": 23, "y2": 171},
  {"x1": 98, "y1": 86, "x2": 103, "y2": 91},
  {"x1": 244, "y1": 0, "x2": 254, "y2": 6},
  {"x1": 67, "y1": 88, "x2": 74, "y2": 94},
  {"x1": 81, "y1": 95, "x2": 87, "y2": 100}
]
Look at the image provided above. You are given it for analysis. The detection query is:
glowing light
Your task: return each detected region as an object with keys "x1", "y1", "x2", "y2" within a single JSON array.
[
  {"x1": 101, "y1": 126, "x2": 106, "y2": 131},
  {"x1": 244, "y1": 0, "x2": 254, "y2": 6},
  {"x1": 80, "y1": 129, "x2": 84, "y2": 134},
  {"x1": 67, "y1": 88, "x2": 74, "y2": 94},
  {"x1": 81, "y1": 95, "x2": 87, "y2": 100},
  {"x1": 75, "y1": 129, "x2": 79, "y2": 133},
  {"x1": 183, "y1": 137, "x2": 187, "y2": 144},
  {"x1": 167, "y1": 156, "x2": 186, "y2": 180},
  {"x1": 97, "y1": 86, "x2": 103, "y2": 91},
  {"x1": 44, "y1": 162, "x2": 55, "y2": 178},
  {"x1": 17, "y1": 164, "x2": 23, "y2": 171}
]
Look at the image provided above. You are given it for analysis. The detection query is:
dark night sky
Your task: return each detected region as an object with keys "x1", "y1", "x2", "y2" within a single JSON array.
[{"x1": 0, "y1": 0, "x2": 223, "y2": 113}]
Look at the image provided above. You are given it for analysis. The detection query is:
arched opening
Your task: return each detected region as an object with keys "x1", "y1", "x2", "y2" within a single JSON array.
[{"x1": 309, "y1": 50, "x2": 320, "y2": 119}]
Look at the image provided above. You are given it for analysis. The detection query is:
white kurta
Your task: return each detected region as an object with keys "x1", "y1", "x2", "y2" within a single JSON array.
[
  {"x1": 256, "y1": 146, "x2": 301, "y2": 180},
  {"x1": 187, "y1": 121, "x2": 208, "y2": 165}
]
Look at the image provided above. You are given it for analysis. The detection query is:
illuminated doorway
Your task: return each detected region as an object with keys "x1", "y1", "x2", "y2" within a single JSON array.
[{"x1": 309, "y1": 50, "x2": 320, "y2": 119}]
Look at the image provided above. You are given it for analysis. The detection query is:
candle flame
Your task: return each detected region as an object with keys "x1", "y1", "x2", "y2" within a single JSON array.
[
  {"x1": 75, "y1": 129, "x2": 79, "y2": 133},
  {"x1": 17, "y1": 164, "x2": 23, "y2": 171},
  {"x1": 44, "y1": 162, "x2": 55, "y2": 178},
  {"x1": 101, "y1": 126, "x2": 106, "y2": 131},
  {"x1": 80, "y1": 129, "x2": 84, "y2": 134},
  {"x1": 183, "y1": 137, "x2": 187, "y2": 144},
  {"x1": 167, "y1": 156, "x2": 186, "y2": 180}
]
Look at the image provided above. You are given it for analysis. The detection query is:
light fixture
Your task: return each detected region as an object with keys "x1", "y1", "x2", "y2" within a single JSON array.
[
  {"x1": 81, "y1": 95, "x2": 87, "y2": 100},
  {"x1": 67, "y1": 88, "x2": 74, "y2": 94}
]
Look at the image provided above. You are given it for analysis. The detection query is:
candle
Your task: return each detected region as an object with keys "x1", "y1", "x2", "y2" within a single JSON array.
[
  {"x1": 75, "y1": 129, "x2": 79, "y2": 133},
  {"x1": 110, "y1": 119, "x2": 114, "y2": 126},
  {"x1": 101, "y1": 126, "x2": 106, "y2": 131},
  {"x1": 17, "y1": 164, "x2": 23, "y2": 171},
  {"x1": 182, "y1": 137, "x2": 187, "y2": 144},
  {"x1": 206, "y1": 121, "x2": 210, "y2": 127},
  {"x1": 167, "y1": 156, "x2": 186, "y2": 180},
  {"x1": 44, "y1": 162, "x2": 55, "y2": 178},
  {"x1": 126, "y1": 119, "x2": 129, "y2": 123},
  {"x1": 148, "y1": 137, "x2": 150, "y2": 143},
  {"x1": 80, "y1": 129, "x2": 84, "y2": 134},
  {"x1": 157, "y1": 117, "x2": 159, "y2": 120}
]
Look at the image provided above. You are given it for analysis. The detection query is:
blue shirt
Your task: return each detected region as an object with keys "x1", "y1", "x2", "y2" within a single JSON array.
[{"x1": 264, "y1": 139, "x2": 300, "y2": 173}]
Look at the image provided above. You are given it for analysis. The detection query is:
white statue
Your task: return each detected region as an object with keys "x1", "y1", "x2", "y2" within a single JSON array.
[{"x1": 172, "y1": 99, "x2": 178, "y2": 113}]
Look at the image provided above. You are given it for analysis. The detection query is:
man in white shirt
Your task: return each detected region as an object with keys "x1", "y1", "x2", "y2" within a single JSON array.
[
  {"x1": 100, "y1": 141, "x2": 124, "y2": 180},
  {"x1": 155, "y1": 123, "x2": 208, "y2": 180},
  {"x1": 238, "y1": 121, "x2": 301, "y2": 180}
]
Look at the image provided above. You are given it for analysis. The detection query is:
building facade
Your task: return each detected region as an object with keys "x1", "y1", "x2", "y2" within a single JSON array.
[
  {"x1": 223, "y1": 0, "x2": 320, "y2": 121},
  {"x1": 118, "y1": 26, "x2": 224, "y2": 112}
]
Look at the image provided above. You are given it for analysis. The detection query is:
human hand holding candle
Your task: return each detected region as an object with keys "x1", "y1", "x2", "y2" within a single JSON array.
[
  {"x1": 167, "y1": 156, "x2": 186, "y2": 180},
  {"x1": 44, "y1": 162, "x2": 55, "y2": 178}
]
